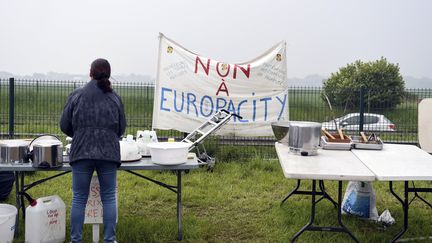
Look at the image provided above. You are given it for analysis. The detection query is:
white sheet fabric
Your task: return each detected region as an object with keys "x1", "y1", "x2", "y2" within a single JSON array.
[{"x1": 152, "y1": 33, "x2": 288, "y2": 136}]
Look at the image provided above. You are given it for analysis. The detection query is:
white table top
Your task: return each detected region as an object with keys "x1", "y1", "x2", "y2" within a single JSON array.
[
  {"x1": 275, "y1": 143, "x2": 375, "y2": 181},
  {"x1": 352, "y1": 144, "x2": 432, "y2": 181}
]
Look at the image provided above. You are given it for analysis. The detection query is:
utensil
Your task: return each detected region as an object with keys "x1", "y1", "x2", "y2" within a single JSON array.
[
  {"x1": 337, "y1": 128, "x2": 344, "y2": 139},
  {"x1": 323, "y1": 94, "x2": 338, "y2": 130},
  {"x1": 322, "y1": 128, "x2": 336, "y2": 140},
  {"x1": 360, "y1": 132, "x2": 368, "y2": 143}
]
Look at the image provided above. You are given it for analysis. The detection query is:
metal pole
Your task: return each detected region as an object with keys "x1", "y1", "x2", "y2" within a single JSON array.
[
  {"x1": 9, "y1": 77, "x2": 14, "y2": 139},
  {"x1": 359, "y1": 87, "x2": 365, "y2": 132},
  {"x1": 177, "y1": 170, "x2": 182, "y2": 241}
]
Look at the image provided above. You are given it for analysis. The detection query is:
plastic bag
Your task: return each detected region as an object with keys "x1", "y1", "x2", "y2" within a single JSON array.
[{"x1": 342, "y1": 181, "x2": 378, "y2": 220}]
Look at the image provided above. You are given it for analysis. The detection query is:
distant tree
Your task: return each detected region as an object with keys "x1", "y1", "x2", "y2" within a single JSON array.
[{"x1": 322, "y1": 57, "x2": 405, "y2": 109}]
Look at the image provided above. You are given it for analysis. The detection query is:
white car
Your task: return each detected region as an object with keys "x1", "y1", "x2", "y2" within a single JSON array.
[{"x1": 322, "y1": 113, "x2": 396, "y2": 132}]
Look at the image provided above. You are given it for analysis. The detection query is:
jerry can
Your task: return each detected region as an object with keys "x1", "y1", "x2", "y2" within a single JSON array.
[{"x1": 25, "y1": 195, "x2": 66, "y2": 243}]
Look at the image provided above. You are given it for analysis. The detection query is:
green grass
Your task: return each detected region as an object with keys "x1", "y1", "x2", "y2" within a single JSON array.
[{"x1": 2, "y1": 158, "x2": 432, "y2": 242}]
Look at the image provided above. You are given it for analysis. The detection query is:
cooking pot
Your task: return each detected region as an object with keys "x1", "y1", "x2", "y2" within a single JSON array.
[
  {"x1": 288, "y1": 121, "x2": 322, "y2": 156},
  {"x1": 0, "y1": 140, "x2": 30, "y2": 164},
  {"x1": 28, "y1": 135, "x2": 63, "y2": 168}
]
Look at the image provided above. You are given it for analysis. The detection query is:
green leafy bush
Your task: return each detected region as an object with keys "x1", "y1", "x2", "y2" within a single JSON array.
[{"x1": 322, "y1": 57, "x2": 405, "y2": 109}]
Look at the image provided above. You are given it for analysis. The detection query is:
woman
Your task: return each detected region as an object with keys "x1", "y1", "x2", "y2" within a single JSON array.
[{"x1": 60, "y1": 58, "x2": 126, "y2": 243}]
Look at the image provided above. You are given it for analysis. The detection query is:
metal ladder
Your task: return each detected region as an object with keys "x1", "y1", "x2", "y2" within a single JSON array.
[{"x1": 181, "y1": 109, "x2": 242, "y2": 170}]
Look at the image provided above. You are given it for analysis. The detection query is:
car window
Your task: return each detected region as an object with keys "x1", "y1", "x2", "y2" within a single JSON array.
[
  {"x1": 364, "y1": 115, "x2": 379, "y2": 124},
  {"x1": 343, "y1": 115, "x2": 360, "y2": 125}
]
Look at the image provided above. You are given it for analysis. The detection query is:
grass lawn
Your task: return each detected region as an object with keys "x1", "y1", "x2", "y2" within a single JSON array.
[{"x1": 3, "y1": 157, "x2": 432, "y2": 242}]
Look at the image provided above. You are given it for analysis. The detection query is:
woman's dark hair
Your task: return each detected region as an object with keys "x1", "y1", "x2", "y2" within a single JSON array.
[{"x1": 90, "y1": 58, "x2": 113, "y2": 93}]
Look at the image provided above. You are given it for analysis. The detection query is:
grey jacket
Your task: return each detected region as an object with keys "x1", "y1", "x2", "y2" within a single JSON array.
[{"x1": 60, "y1": 80, "x2": 126, "y2": 166}]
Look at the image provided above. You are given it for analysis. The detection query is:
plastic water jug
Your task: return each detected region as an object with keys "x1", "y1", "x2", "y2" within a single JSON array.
[
  {"x1": 0, "y1": 204, "x2": 17, "y2": 243},
  {"x1": 25, "y1": 195, "x2": 66, "y2": 243}
]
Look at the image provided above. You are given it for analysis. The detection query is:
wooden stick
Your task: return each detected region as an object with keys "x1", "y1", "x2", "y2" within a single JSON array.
[
  {"x1": 322, "y1": 128, "x2": 336, "y2": 139},
  {"x1": 337, "y1": 128, "x2": 344, "y2": 139},
  {"x1": 360, "y1": 131, "x2": 368, "y2": 143}
]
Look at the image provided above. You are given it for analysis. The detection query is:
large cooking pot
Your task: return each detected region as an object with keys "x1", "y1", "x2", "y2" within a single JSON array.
[
  {"x1": 28, "y1": 135, "x2": 63, "y2": 168},
  {"x1": 0, "y1": 140, "x2": 30, "y2": 164},
  {"x1": 288, "y1": 121, "x2": 322, "y2": 156}
]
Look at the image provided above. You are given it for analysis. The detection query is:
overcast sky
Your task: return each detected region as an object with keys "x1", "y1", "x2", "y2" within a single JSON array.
[{"x1": 1, "y1": 0, "x2": 431, "y2": 79}]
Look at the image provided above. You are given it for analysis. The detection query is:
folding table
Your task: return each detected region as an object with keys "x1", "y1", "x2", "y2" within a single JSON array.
[
  {"x1": 352, "y1": 144, "x2": 432, "y2": 242},
  {"x1": 0, "y1": 155, "x2": 199, "y2": 241},
  {"x1": 275, "y1": 142, "x2": 375, "y2": 242}
]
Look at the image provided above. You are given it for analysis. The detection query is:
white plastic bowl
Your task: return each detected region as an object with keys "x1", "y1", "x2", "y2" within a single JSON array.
[{"x1": 147, "y1": 142, "x2": 191, "y2": 165}]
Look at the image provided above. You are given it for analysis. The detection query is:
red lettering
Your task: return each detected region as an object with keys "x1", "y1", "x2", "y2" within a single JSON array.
[
  {"x1": 216, "y1": 79, "x2": 229, "y2": 96},
  {"x1": 233, "y1": 64, "x2": 250, "y2": 79},
  {"x1": 87, "y1": 199, "x2": 95, "y2": 207},
  {"x1": 194, "y1": 56, "x2": 210, "y2": 75},
  {"x1": 86, "y1": 210, "x2": 94, "y2": 217},
  {"x1": 216, "y1": 62, "x2": 230, "y2": 78},
  {"x1": 91, "y1": 185, "x2": 100, "y2": 197}
]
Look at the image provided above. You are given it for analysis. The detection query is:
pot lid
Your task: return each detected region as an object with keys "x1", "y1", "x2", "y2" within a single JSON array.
[
  {"x1": 29, "y1": 135, "x2": 62, "y2": 150},
  {"x1": 0, "y1": 139, "x2": 30, "y2": 147}
]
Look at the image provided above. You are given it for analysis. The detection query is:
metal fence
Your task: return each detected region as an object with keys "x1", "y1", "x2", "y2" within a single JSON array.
[{"x1": 1, "y1": 78, "x2": 431, "y2": 159}]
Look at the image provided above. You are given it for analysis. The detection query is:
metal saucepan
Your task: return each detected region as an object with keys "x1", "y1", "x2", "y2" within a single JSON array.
[
  {"x1": 0, "y1": 140, "x2": 30, "y2": 164},
  {"x1": 27, "y1": 135, "x2": 63, "y2": 168}
]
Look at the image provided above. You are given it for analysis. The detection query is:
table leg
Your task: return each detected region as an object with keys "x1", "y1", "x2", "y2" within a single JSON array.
[
  {"x1": 20, "y1": 172, "x2": 26, "y2": 218},
  {"x1": 281, "y1": 180, "x2": 337, "y2": 207},
  {"x1": 291, "y1": 180, "x2": 316, "y2": 242},
  {"x1": 125, "y1": 170, "x2": 184, "y2": 240},
  {"x1": 316, "y1": 180, "x2": 338, "y2": 208},
  {"x1": 281, "y1": 179, "x2": 301, "y2": 205},
  {"x1": 389, "y1": 181, "x2": 409, "y2": 243},
  {"x1": 13, "y1": 172, "x2": 20, "y2": 237},
  {"x1": 177, "y1": 170, "x2": 182, "y2": 241},
  {"x1": 336, "y1": 181, "x2": 359, "y2": 243},
  {"x1": 290, "y1": 180, "x2": 359, "y2": 243},
  {"x1": 408, "y1": 182, "x2": 432, "y2": 208}
]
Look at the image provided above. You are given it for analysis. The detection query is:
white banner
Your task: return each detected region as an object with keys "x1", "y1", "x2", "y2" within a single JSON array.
[{"x1": 152, "y1": 33, "x2": 288, "y2": 136}]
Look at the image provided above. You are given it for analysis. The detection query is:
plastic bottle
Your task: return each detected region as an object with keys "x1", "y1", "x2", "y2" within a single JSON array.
[{"x1": 25, "y1": 195, "x2": 66, "y2": 243}]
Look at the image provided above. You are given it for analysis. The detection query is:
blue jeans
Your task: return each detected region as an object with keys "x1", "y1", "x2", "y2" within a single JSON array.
[{"x1": 71, "y1": 160, "x2": 117, "y2": 243}]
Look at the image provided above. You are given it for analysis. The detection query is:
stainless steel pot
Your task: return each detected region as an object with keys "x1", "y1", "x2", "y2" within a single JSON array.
[
  {"x1": 29, "y1": 135, "x2": 63, "y2": 168},
  {"x1": 0, "y1": 140, "x2": 30, "y2": 164},
  {"x1": 288, "y1": 121, "x2": 322, "y2": 156}
]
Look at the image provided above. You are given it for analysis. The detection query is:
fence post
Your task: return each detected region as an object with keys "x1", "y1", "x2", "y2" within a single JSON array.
[
  {"x1": 9, "y1": 77, "x2": 14, "y2": 139},
  {"x1": 359, "y1": 87, "x2": 365, "y2": 132}
]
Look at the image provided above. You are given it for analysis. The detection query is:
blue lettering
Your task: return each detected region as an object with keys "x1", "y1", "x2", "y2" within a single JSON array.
[
  {"x1": 252, "y1": 92, "x2": 256, "y2": 122},
  {"x1": 260, "y1": 97, "x2": 272, "y2": 121},
  {"x1": 200, "y1": 95, "x2": 214, "y2": 117},
  {"x1": 237, "y1": 100, "x2": 248, "y2": 122},
  {"x1": 276, "y1": 94, "x2": 287, "y2": 120},
  {"x1": 174, "y1": 90, "x2": 185, "y2": 112},
  {"x1": 216, "y1": 97, "x2": 227, "y2": 112},
  {"x1": 160, "y1": 87, "x2": 172, "y2": 112},
  {"x1": 227, "y1": 100, "x2": 237, "y2": 122},
  {"x1": 187, "y1": 93, "x2": 198, "y2": 116}
]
